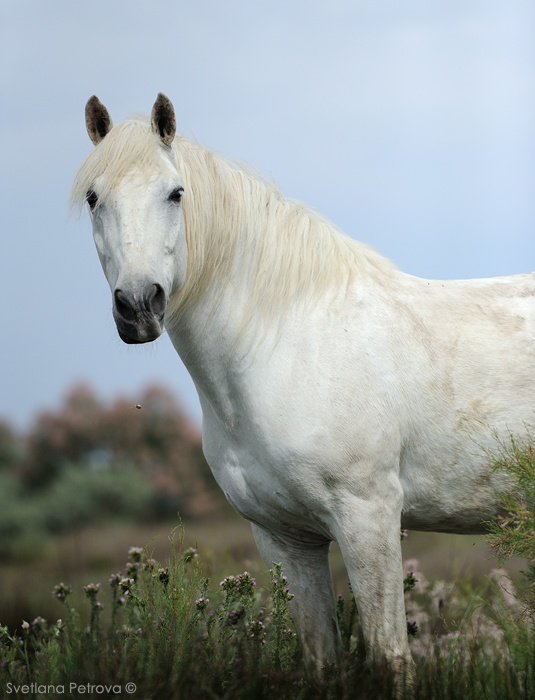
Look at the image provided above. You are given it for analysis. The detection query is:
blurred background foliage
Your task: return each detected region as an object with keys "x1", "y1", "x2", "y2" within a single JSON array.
[{"x1": 0, "y1": 384, "x2": 225, "y2": 557}]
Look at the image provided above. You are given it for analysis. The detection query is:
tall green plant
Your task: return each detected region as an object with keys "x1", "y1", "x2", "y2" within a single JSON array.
[{"x1": 485, "y1": 433, "x2": 535, "y2": 614}]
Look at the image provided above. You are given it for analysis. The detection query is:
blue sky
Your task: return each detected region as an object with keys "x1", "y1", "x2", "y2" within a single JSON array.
[{"x1": 1, "y1": 0, "x2": 534, "y2": 429}]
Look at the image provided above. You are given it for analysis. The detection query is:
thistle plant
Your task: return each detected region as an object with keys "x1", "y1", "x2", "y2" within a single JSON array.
[
  {"x1": 108, "y1": 572, "x2": 123, "y2": 632},
  {"x1": 213, "y1": 569, "x2": 259, "y2": 655},
  {"x1": 157, "y1": 566, "x2": 170, "y2": 587},
  {"x1": 52, "y1": 582, "x2": 72, "y2": 604},
  {"x1": 0, "y1": 622, "x2": 31, "y2": 685},
  {"x1": 128, "y1": 546, "x2": 144, "y2": 563},
  {"x1": 52, "y1": 581, "x2": 78, "y2": 632},
  {"x1": 404, "y1": 571, "x2": 418, "y2": 594},
  {"x1": 269, "y1": 562, "x2": 297, "y2": 669},
  {"x1": 183, "y1": 546, "x2": 198, "y2": 563},
  {"x1": 82, "y1": 582, "x2": 102, "y2": 639}
]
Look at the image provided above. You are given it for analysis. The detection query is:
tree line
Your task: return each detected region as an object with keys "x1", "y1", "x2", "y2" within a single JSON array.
[{"x1": 0, "y1": 384, "x2": 224, "y2": 552}]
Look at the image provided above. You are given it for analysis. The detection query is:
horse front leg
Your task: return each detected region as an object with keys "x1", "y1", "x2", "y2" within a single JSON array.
[
  {"x1": 333, "y1": 473, "x2": 414, "y2": 691},
  {"x1": 251, "y1": 522, "x2": 342, "y2": 676}
]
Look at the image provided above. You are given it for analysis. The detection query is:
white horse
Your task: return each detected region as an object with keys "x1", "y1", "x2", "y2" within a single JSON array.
[{"x1": 73, "y1": 93, "x2": 535, "y2": 682}]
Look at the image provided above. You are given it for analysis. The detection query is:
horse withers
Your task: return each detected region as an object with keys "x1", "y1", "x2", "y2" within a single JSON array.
[{"x1": 73, "y1": 93, "x2": 535, "y2": 685}]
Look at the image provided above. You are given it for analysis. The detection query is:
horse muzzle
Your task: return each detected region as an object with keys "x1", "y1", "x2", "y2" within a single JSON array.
[{"x1": 112, "y1": 283, "x2": 167, "y2": 344}]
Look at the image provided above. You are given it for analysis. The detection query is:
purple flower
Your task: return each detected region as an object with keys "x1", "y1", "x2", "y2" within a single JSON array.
[
  {"x1": 109, "y1": 573, "x2": 122, "y2": 588},
  {"x1": 83, "y1": 582, "x2": 101, "y2": 599},
  {"x1": 183, "y1": 547, "x2": 198, "y2": 563},
  {"x1": 407, "y1": 620, "x2": 419, "y2": 638},
  {"x1": 52, "y1": 583, "x2": 72, "y2": 603},
  {"x1": 128, "y1": 547, "x2": 144, "y2": 563}
]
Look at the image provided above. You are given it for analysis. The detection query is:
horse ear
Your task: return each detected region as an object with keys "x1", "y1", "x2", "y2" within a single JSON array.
[
  {"x1": 151, "y1": 92, "x2": 176, "y2": 146},
  {"x1": 85, "y1": 96, "x2": 113, "y2": 145}
]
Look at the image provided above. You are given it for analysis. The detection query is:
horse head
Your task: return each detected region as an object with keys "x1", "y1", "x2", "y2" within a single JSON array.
[{"x1": 81, "y1": 93, "x2": 187, "y2": 344}]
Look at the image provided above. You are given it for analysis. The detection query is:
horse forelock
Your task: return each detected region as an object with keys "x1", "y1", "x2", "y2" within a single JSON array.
[
  {"x1": 72, "y1": 116, "x2": 395, "y2": 337},
  {"x1": 70, "y1": 117, "x2": 165, "y2": 213}
]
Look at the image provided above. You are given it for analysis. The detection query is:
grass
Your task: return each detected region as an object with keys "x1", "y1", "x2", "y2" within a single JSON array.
[
  {"x1": 0, "y1": 509, "x2": 517, "y2": 633},
  {"x1": 0, "y1": 523, "x2": 533, "y2": 700}
]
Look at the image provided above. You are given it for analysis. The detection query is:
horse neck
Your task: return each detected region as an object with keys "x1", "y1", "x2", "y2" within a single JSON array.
[
  {"x1": 166, "y1": 158, "x2": 291, "y2": 336},
  {"x1": 165, "y1": 252, "x2": 270, "y2": 423},
  {"x1": 166, "y1": 141, "x2": 391, "y2": 358}
]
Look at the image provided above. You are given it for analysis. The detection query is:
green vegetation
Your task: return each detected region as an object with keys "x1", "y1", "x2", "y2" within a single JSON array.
[
  {"x1": 0, "y1": 385, "x2": 224, "y2": 558},
  {"x1": 0, "y1": 526, "x2": 534, "y2": 699},
  {"x1": 0, "y1": 465, "x2": 154, "y2": 543},
  {"x1": 485, "y1": 433, "x2": 535, "y2": 616}
]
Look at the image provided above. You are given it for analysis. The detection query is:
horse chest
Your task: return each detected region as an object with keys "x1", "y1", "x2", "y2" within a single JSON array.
[{"x1": 200, "y1": 408, "x2": 338, "y2": 540}]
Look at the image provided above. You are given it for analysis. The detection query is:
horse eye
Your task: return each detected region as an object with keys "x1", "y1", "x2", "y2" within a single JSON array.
[
  {"x1": 168, "y1": 187, "x2": 184, "y2": 203},
  {"x1": 86, "y1": 190, "x2": 98, "y2": 210}
]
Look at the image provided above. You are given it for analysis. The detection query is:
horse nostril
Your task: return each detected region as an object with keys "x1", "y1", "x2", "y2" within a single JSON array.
[
  {"x1": 114, "y1": 289, "x2": 136, "y2": 323},
  {"x1": 149, "y1": 284, "x2": 166, "y2": 318}
]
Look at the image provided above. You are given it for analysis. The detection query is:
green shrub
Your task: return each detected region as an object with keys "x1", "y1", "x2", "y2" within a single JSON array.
[
  {"x1": 485, "y1": 432, "x2": 535, "y2": 615},
  {"x1": 37, "y1": 465, "x2": 155, "y2": 532},
  {"x1": 0, "y1": 473, "x2": 41, "y2": 540},
  {"x1": 0, "y1": 465, "x2": 156, "y2": 555}
]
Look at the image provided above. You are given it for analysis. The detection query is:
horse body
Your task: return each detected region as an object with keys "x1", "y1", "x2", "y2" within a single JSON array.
[
  {"x1": 74, "y1": 94, "x2": 535, "y2": 681},
  {"x1": 173, "y1": 268, "x2": 535, "y2": 535}
]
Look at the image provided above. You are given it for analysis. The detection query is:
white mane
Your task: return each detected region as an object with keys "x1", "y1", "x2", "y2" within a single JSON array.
[{"x1": 71, "y1": 118, "x2": 395, "y2": 335}]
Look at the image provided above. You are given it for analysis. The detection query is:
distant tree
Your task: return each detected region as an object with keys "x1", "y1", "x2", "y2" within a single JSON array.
[
  {"x1": 22, "y1": 385, "x2": 101, "y2": 488},
  {"x1": 20, "y1": 384, "x2": 222, "y2": 519},
  {"x1": 0, "y1": 421, "x2": 24, "y2": 472}
]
